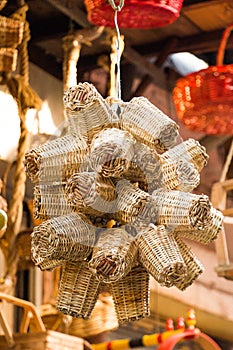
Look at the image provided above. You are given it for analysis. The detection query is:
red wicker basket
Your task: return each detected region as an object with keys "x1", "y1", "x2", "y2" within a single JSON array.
[
  {"x1": 84, "y1": 0, "x2": 184, "y2": 29},
  {"x1": 173, "y1": 24, "x2": 233, "y2": 135}
]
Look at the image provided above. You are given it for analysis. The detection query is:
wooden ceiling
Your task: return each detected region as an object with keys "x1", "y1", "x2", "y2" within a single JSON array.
[{"x1": 1, "y1": 0, "x2": 233, "y2": 87}]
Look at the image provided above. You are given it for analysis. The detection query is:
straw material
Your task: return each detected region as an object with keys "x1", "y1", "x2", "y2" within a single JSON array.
[
  {"x1": 115, "y1": 180, "x2": 152, "y2": 224},
  {"x1": 0, "y1": 0, "x2": 7, "y2": 11},
  {"x1": 110, "y1": 264, "x2": 150, "y2": 323},
  {"x1": 65, "y1": 172, "x2": 116, "y2": 216},
  {"x1": 137, "y1": 224, "x2": 187, "y2": 287},
  {"x1": 173, "y1": 235, "x2": 204, "y2": 291},
  {"x1": 64, "y1": 82, "x2": 115, "y2": 144},
  {"x1": 35, "y1": 258, "x2": 65, "y2": 272},
  {"x1": 152, "y1": 189, "x2": 212, "y2": 230},
  {"x1": 160, "y1": 138, "x2": 209, "y2": 172},
  {"x1": 120, "y1": 96, "x2": 179, "y2": 151},
  {"x1": 89, "y1": 227, "x2": 138, "y2": 283},
  {"x1": 89, "y1": 128, "x2": 135, "y2": 178},
  {"x1": 31, "y1": 213, "x2": 95, "y2": 267},
  {"x1": 0, "y1": 47, "x2": 17, "y2": 72},
  {"x1": 25, "y1": 134, "x2": 88, "y2": 183},
  {"x1": 161, "y1": 159, "x2": 200, "y2": 192},
  {"x1": 0, "y1": 15, "x2": 24, "y2": 48},
  {"x1": 56, "y1": 261, "x2": 102, "y2": 319},
  {"x1": 174, "y1": 207, "x2": 223, "y2": 244}
]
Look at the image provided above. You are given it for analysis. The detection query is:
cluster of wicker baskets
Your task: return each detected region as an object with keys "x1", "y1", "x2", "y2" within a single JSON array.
[
  {"x1": 0, "y1": 3, "x2": 24, "y2": 72},
  {"x1": 25, "y1": 82, "x2": 223, "y2": 325}
]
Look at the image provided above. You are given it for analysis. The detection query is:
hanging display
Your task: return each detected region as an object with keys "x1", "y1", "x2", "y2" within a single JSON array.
[{"x1": 173, "y1": 24, "x2": 233, "y2": 135}]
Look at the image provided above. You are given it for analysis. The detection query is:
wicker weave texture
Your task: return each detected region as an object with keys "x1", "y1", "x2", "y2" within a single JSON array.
[
  {"x1": 0, "y1": 15, "x2": 24, "y2": 48},
  {"x1": 0, "y1": 47, "x2": 17, "y2": 72}
]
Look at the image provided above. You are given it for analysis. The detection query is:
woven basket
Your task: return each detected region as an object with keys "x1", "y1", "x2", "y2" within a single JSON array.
[
  {"x1": 56, "y1": 261, "x2": 103, "y2": 319},
  {"x1": 31, "y1": 213, "x2": 95, "y2": 267},
  {"x1": 174, "y1": 207, "x2": 223, "y2": 244},
  {"x1": 64, "y1": 82, "x2": 115, "y2": 144},
  {"x1": 0, "y1": 47, "x2": 17, "y2": 72},
  {"x1": 110, "y1": 264, "x2": 150, "y2": 323},
  {"x1": 172, "y1": 235, "x2": 204, "y2": 291},
  {"x1": 120, "y1": 96, "x2": 179, "y2": 151},
  {"x1": 89, "y1": 227, "x2": 138, "y2": 283},
  {"x1": 160, "y1": 139, "x2": 209, "y2": 172},
  {"x1": 84, "y1": 0, "x2": 183, "y2": 28},
  {"x1": 0, "y1": 15, "x2": 24, "y2": 48},
  {"x1": 65, "y1": 172, "x2": 116, "y2": 216},
  {"x1": 152, "y1": 189, "x2": 212, "y2": 230},
  {"x1": 173, "y1": 24, "x2": 233, "y2": 135},
  {"x1": 89, "y1": 128, "x2": 135, "y2": 178},
  {"x1": 137, "y1": 224, "x2": 187, "y2": 287}
]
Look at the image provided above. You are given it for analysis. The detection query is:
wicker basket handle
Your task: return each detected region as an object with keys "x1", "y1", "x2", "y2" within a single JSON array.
[
  {"x1": 217, "y1": 23, "x2": 233, "y2": 66},
  {"x1": 0, "y1": 292, "x2": 46, "y2": 348}
]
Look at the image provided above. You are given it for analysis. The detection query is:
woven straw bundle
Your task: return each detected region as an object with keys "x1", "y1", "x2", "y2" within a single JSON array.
[
  {"x1": 0, "y1": 15, "x2": 24, "y2": 48},
  {"x1": 64, "y1": 83, "x2": 115, "y2": 144},
  {"x1": 115, "y1": 180, "x2": 152, "y2": 224},
  {"x1": 174, "y1": 207, "x2": 223, "y2": 244},
  {"x1": 31, "y1": 213, "x2": 95, "y2": 267},
  {"x1": 109, "y1": 264, "x2": 150, "y2": 323},
  {"x1": 25, "y1": 134, "x2": 88, "y2": 183},
  {"x1": 172, "y1": 235, "x2": 204, "y2": 291},
  {"x1": 89, "y1": 227, "x2": 138, "y2": 283},
  {"x1": 33, "y1": 184, "x2": 72, "y2": 220},
  {"x1": 65, "y1": 172, "x2": 116, "y2": 216},
  {"x1": 56, "y1": 261, "x2": 103, "y2": 319},
  {"x1": 152, "y1": 189, "x2": 212, "y2": 230},
  {"x1": 120, "y1": 96, "x2": 179, "y2": 151},
  {"x1": 160, "y1": 159, "x2": 200, "y2": 192},
  {"x1": 160, "y1": 138, "x2": 208, "y2": 172},
  {"x1": 137, "y1": 224, "x2": 187, "y2": 287},
  {"x1": 89, "y1": 128, "x2": 135, "y2": 178},
  {"x1": 0, "y1": 47, "x2": 17, "y2": 72}
]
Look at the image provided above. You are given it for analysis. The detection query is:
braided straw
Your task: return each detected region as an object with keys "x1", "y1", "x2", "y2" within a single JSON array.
[
  {"x1": 89, "y1": 227, "x2": 138, "y2": 283},
  {"x1": 120, "y1": 96, "x2": 179, "y2": 151},
  {"x1": 160, "y1": 138, "x2": 208, "y2": 172},
  {"x1": 173, "y1": 235, "x2": 204, "y2": 291},
  {"x1": 89, "y1": 128, "x2": 135, "y2": 178},
  {"x1": 56, "y1": 261, "x2": 103, "y2": 319},
  {"x1": 31, "y1": 213, "x2": 95, "y2": 266},
  {"x1": 64, "y1": 82, "x2": 115, "y2": 144},
  {"x1": 65, "y1": 172, "x2": 116, "y2": 216},
  {"x1": 174, "y1": 207, "x2": 223, "y2": 244},
  {"x1": 110, "y1": 264, "x2": 150, "y2": 323},
  {"x1": 137, "y1": 224, "x2": 187, "y2": 287},
  {"x1": 152, "y1": 189, "x2": 212, "y2": 230}
]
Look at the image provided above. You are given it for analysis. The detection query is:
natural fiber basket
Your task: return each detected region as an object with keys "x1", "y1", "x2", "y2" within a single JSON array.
[
  {"x1": 64, "y1": 82, "x2": 114, "y2": 144},
  {"x1": 31, "y1": 213, "x2": 95, "y2": 267},
  {"x1": 89, "y1": 227, "x2": 138, "y2": 283},
  {"x1": 120, "y1": 96, "x2": 179, "y2": 151},
  {"x1": 89, "y1": 128, "x2": 135, "y2": 178},
  {"x1": 109, "y1": 264, "x2": 150, "y2": 323},
  {"x1": 173, "y1": 24, "x2": 233, "y2": 135},
  {"x1": 152, "y1": 189, "x2": 212, "y2": 230},
  {"x1": 172, "y1": 235, "x2": 204, "y2": 291},
  {"x1": 65, "y1": 172, "x2": 116, "y2": 216},
  {"x1": 174, "y1": 207, "x2": 223, "y2": 244},
  {"x1": 160, "y1": 139, "x2": 208, "y2": 172},
  {"x1": 0, "y1": 47, "x2": 17, "y2": 72},
  {"x1": 0, "y1": 15, "x2": 24, "y2": 48},
  {"x1": 84, "y1": 0, "x2": 183, "y2": 28},
  {"x1": 56, "y1": 261, "x2": 103, "y2": 319},
  {"x1": 0, "y1": 293, "x2": 90, "y2": 350},
  {"x1": 137, "y1": 224, "x2": 187, "y2": 287}
]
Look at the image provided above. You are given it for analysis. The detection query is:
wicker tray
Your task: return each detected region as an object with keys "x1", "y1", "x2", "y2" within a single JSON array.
[{"x1": 0, "y1": 293, "x2": 90, "y2": 350}]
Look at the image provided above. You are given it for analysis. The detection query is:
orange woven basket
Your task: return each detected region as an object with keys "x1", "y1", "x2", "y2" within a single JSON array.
[
  {"x1": 84, "y1": 0, "x2": 183, "y2": 29},
  {"x1": 173, "y1": 24, "x2": 233, "y2": 135}
]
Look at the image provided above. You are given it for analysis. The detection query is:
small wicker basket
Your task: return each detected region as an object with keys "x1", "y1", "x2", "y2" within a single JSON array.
[
  {"x1": 0, "y1": 47, "x2": 17, "y2": 72},
  {"x1": 0, "y1": 15, "x2": 24, "y2": 48}
]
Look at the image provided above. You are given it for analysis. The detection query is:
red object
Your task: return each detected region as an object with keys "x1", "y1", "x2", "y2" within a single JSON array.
[
  {"x1": 84, "y1": 0, "x2": 184, "y2": 28},
  {"x1": 173, "y1": 24, "x2": 233, "y2": 135}
]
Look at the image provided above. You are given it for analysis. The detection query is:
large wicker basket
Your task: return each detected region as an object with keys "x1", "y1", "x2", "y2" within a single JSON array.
[
  {"x1": 84, "y1": 0, "x2": 183, "y2": 28},
  {"x1": 173, "y1": 24, "x2": 233, "y2": 135}
]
